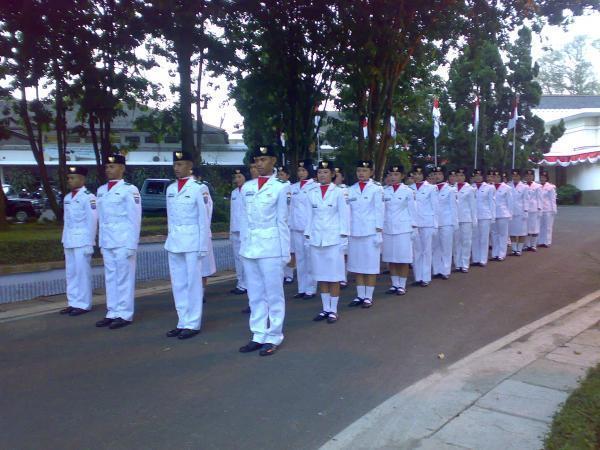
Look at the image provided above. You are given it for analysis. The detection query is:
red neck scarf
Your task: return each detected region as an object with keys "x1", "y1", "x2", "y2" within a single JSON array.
[
  {"x1": 71, "y1": 188, "x2": 80, "y2": 198},
  {"x1": 108, "y1": 180, "x2": 118, "y2": 191},
  {"x1": 238, "y1": 186, "x2": 242, "y2": 192},
  {"x1": 457, "y1": 182, "x2": 465, "y2": 191},
  {"x1": 495, "y1": 183, "x2": 501, "y2": 190},
  {"x1": 320, "y1": 184, "x2": 329, "y2": 198},
  {"x1": 476, "y1": 182, "x2": 482, "y2": 189},
  {"x1": 359, "y1": 181, "x2": 367, "y2": 192},
  {"x1": 437, "y1": 182, "x2": 445, "y2": 191},
  {"x1": 258, "y1": 176, "x2": 269, "y2": 190},
  {"x1": 527, "y1": 181, "x2": 532, "y2": 186},
  {"x1": 177, "y1": 177, "x2": 189, "y2": 192},
  {"x1": 416, "y1": 181, "x2": 424, "y2": 190},
  {"x1": 300, "y1": 180, "x2": 308, "y2": 188},
  {"x1": 392, "y1": 184, "x2": 400, "y2": 192}
]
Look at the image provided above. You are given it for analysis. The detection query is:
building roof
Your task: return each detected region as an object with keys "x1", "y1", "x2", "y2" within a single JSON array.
[{"x1": 537, "y1": 95, "x2": 600, "y2": 110}]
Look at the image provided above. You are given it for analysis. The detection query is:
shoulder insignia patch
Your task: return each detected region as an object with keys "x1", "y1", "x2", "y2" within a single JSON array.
[
  {"x1": 124, "y1": 182, "x2": 132, "y2": 186},
  {"x1": 372, "y1": 181, "x2": 381, "y2": 186}
]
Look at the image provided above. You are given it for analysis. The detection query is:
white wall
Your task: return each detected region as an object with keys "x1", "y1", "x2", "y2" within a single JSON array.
[{"x1": 567, "y1": 162, "x2": 600, "y2": 190}]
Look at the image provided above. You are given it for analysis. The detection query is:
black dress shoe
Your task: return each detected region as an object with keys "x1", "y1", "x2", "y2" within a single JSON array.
[
  {"x1": 95, "y1": 317, "x2": 114, "y2": 327},
  {"x1": 303, "y1": 293, "x2": 316, "y2": 299},
  {"x1": 166, "y1": 328, "x2": 183, "y2": 337},
  {"x1": 60, "y1": 306, "x2": 74, "y2": 315},
  {"x1": 239, "y1": 341, "x2": 263, "y2": 353},
  {"x1": 178, "y1": 329, "x2": 199, "y2": 340},
  {"x1": 340, "y1": 282, "x2": 348, "y2": 289},
  {"x1": 348, "y1": 298, "x2": 364, "y2": 307},
  {"x1": 283, "y1": 277, "x2": 294, "y2": 284},
  {"x1": 441, "y1": 275, "x2": 449, "y2": 280},
  {"x1": 230, "y1": 287, "x2": 247, "y2": 295},
  {"x1": 241, "y1": 306, "x2": 251, "y2": 314},
  {"x1": 327, "y1": 313, "x2": 338, "y2": 323},
  {"x1": 411, "y1": 280, "x2": 422, "y2": 286},
  {"x1": 420, "y1": 281, "x2": 429, "y2": 287},
  {"x1": 259, "y1": 343, "x2": 278, "y2": 356},
  {"x1": 109, "y1": 318, "x2": 132, "y2": 329},
  {"x1": 313, "y1": 311, "x2": 329, "y2": 322},
  {"x1": 361, "y1": 299, "x2": 373, "y2": 308},
  {"x1": 293, "y1": 292, "x2": 306, "y2": 299},
  {"x1": 386, "y1": 287, "x2": 399, "y2": 294},
  {"x1": 69, "y1": 308, "x2": 89, "y2": 316}
]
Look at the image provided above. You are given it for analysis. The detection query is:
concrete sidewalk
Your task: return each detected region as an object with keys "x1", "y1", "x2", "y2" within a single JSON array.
[{"x1": 321, "y1": 290, "x2": 600, "y2": 450}]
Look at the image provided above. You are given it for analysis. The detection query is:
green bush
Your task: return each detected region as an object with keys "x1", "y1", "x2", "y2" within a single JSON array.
[{"x1": 557, "y1": 184, "x2": 581, "y2": 205}]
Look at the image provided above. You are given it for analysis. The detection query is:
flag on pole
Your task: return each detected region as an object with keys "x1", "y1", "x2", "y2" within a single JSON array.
[
  {"x1": 507, "y1": 95, "x2": 519, "y2": 130},
  {"x1": 361, "y1": 116, "x2": 368, "y2": 138},
  {"x1": 280, "y1": 131, "x2": 286, "y2": 148},
  {"x1": 390, "y1": 116, "x2": 397, "y2": 138},
  {"x1": 432, "y1": 98, "x2": 441, "y2": 138},
  {"x1": 473, "y1": 96, "x2": 480, "y2": 130},
  {"x1": 314, "y1": 113, "x2": 320, "y2": 133}
]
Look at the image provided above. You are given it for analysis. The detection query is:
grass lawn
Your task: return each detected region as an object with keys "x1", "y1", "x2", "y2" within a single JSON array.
[
  {"x1": 0, "y1": 217, "x2": 228, "y2": 265},
  {"x1": 544, "y1": 363, "x2": 600, "y2": 450}
]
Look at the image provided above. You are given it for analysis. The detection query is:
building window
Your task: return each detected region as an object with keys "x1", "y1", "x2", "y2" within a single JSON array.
[
  {"x1": 145, "y1": 181, "x2": 167, "y2": 195},
  {"x1": 125, "y1": 135, "x2": 141, "y2": 145},
  {"x1": 144, "y1": 135, "x2": 158, "y2": 143},
  {"x1": 164, "y1": 135, "x2": 180, "y2": 144}
]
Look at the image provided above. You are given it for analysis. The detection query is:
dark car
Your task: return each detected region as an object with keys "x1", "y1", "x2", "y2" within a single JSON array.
[{"x1": 7, "y1": 197, "x2": 43, "y2": 222}]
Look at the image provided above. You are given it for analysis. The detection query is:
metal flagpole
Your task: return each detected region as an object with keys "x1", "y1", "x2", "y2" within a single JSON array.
[
  {"x1": 434, "y1": 137, "x2": 438, "y2": 166},
  {"x1": 474, "y1": 125, "x2": 479, "y2": 169},
  {"x1": 511, "y1": 122, "x2": 516, "y2": 169}
]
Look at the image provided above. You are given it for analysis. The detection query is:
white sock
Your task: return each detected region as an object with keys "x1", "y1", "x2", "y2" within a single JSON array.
[
  {"x1": 365, "y1": 286, "x2": 375, "y2": 300},
  {"x1": 398, "y1": 277, "x2": 407, "y2": 289},
  {"x1": 321, "y1": 292, "x2": 331, "y2": 312},
  {"x1": 391, "y1": 275, "x2": 400, "y2": 287},
  {"x1": 330, "y1": 296, "x2": 339, "y2": 314},
  {"x1": 356, "y1": 285, "x2": 365, "y2": 299}
]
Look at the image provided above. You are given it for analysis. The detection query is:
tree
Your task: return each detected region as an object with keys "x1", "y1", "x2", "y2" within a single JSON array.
[{"x1": 537, "y1": 35, "x2": 600, "y2": 95}]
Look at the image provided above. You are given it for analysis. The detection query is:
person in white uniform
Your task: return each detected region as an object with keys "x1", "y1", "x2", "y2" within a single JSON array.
[
  {"x1": 60, "y1": 166, "x2": 98, "y2": 317},
  {"x1": 452, "y1": 168, "x2": 477, "y2": 273},
  {"x1": 508, "y1": 169, "x2": 529, "y2": 256},
  {"x1": 334, "y1": 167, "x2": 350, "y2": 289},
  {"x1": 523, "y1": 169, "x2": 542, "y2": 252},
  {"x1": 410, "y1": 166, "x2": 438, "y2": 287},
  {"x1": 229, "y1": 168, "x2": 248, "y2": 295},
  {"x1": 289, "y1": 159, "x2": 317, "y2": 299},
  {"x1": 538, "y1": 171, "x2": 557, "y2": 247},
  {"x1": 490, "y1": 169, "x2": 513, "y2": 261},
  {"x1": 430, "y1": 167, "x2": 458, "y2": 280},
  {"x1": 304, "y1": 160, "x2": 349, "y2": 323},
  {"x1": 164, "y1": 151, "x2": 210, "y2": 340},
  {"x1": 95, "y1": 153, "x2": 142, "y2": 329},
  {"x1": 382, "y1": 165, "x2": 416, "y2": 296},
  {"x1": 238, "y1": 145, "x2": 291, "y2": 357},
  {"x1": 277, "y1": 165, "x2": 295, "y2": 284},
  {"x1": 470, "y1": 169, "x2": 495, "y2": 267},
  {"x1": 347, "y1": 160, "x2": 384, "y2": 308},
  {"x1": 193, "y1": 171, "x2": 216, "y2": 283}
]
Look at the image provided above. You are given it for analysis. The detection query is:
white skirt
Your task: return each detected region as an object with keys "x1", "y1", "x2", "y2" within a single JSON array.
[
  {"x1": 508, "y1": 215, "x2": 528, "y2": 237},
  {"x1": 382, "y1": 232, "x2": 413, "y2": 263},
  {"x1": 309, "y1": 244, "x2": 345, "y2": 282},
  {"x1": 201, "y1": 240, "x2": 216, "y2": 276},
  {"x1": 347, "y1": 235, "x2": 381, "y2": 274},
  {"x1": 527, "y1": 211, "x2": 541, "y2": 234}
]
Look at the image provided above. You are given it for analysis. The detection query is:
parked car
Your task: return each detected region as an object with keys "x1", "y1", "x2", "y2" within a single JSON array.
[
  {"x1": 7, "y1": 197, "x2": 43, "y2": 222},
  {"x1": 140, "y1": 178, "x2": 172, "y2": 214},
  {"x1": 2, "y1": 184, "x2": 16, "y2": 197}
]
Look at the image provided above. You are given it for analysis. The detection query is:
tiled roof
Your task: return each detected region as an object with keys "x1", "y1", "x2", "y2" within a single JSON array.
[{"x1": 537, "y1": 95, "x2": 600, "y2": 110}]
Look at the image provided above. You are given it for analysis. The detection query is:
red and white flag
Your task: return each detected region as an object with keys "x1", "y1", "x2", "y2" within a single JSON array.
[
  {"x1": 390, "y1": 116, "x2": 396, "y2": 138},
  {"x1": 473, "y1": 96, "x2": 480, "y2": 130},
  {"x1": 507, "y1": 95, "x2": 519, "y2": 130},
  {"x1": 432, "y1": 98, "x2": 441, "y2": 138},
  {"x1": 361, "y1": 116, "x2": 368, "y2": 138}
]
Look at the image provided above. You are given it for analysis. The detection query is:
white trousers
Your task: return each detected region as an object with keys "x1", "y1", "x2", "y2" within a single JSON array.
[
  {"x1": 230, "y1": 232, "x2": 246, "y2": 290},
  {"x1": 491, "y1": 218, "x2": 510, "y2": 259},
  {"x1": 453, "y1": 222, "x2": 473, "y2": 269},
  {"x1": 471, "y1": 219, "x2": 491, "y2": 265},
  {"x1": 102, "y1": 248, "x2": 136, "y2": 321},
  {"x1": 432, "y1": 225, "x2": 454, "y2": 276},
  {"x1": 413, "y1": 227, "x2": 434, "y2": 283},
  {"x1": 168, "y1": 251, "x2": 204, "y2": 330},
  {"x1": 539, "y1": 212, "x2": 556, "y2": 245},
  {"x1": 291, "y1": 230, "x2": 316, "y2": 294},
  {"x1": 242, "y1": 256, "x2": 286, "y2": 345},
  {"x1": 64, "y1": 247, "x2": 93, "y2": 310}
]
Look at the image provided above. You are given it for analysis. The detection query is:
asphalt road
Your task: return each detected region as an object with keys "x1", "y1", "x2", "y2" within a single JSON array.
[{"x1": 1, "y1": 206, "x2": 599, "y2": 450}]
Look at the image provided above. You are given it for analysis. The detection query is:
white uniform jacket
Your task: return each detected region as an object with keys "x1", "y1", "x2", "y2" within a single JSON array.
[
  {"x1": 383, "y1": 184, "x2": 416, "y2": 234},
  {"x1": 435, "y1": 182, "x2": 458, "y2": 228},
  {"x1": 526, "y1": 181, "x2": 543, "y2": 212},
  {"x1": 540, "y1": 183, "x2": 557, "y2": 213},
  {"x1": 510, "y1": 181, "x2": 529, "y2": 217},
  {"x1": 304, "y1": 184, "x2": 350, "y2": 247},
  {"x1": 229, "y1": 186, "x2": 244, "y2": 233},
  {"x1": 474, "y1": 182, "x2": 495, "y2": 221},
  {"x1": 239, "y1": 175, "x2": 291, "y2": 259},
  {"x1": 97, "y1": 180, "x2": 142, "y2": 250},
  {"x1": 62, "y1": 187, "x2": 98, "y2": 248},
  {"x1": 456, "y1": 183, "x2": 477, "y2": 224},
  {"x1": 164, "y1": 179, "x2": 209, "y2": 253},
  {"x1": 347, "y1": 179, "x2": 384, "y2": 236},
  {"x1": 494, "y1": 183, "x2": 513, "y2": 219},
  {"x1": 410, "y1": 181, "x2": 439, "y2": 228},
  {"x1": 289, "y1": 179, "x2": 317, "y2": 232}
]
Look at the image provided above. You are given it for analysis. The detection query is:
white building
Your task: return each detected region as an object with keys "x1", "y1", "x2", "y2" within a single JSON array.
[{"x1": 534, "y1": 95, "x2": 600, "y2": 205}]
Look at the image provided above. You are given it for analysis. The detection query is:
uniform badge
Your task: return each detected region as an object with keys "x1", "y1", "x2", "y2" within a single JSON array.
[
  {"x1": 168, "y1": 193, "x2": 175, "y2": 198},
  {"x1": 134, "y1": 194, "x2": 140, "y2": 204},
  {"x1": 90, "y1": 199, "x2": 96, "y2": 210}
]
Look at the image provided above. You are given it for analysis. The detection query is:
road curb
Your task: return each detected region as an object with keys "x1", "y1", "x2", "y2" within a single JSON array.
[
  {"x1": 0, "y1": 273, "x2": 237, "y2": 323},
  {"x1": 320, "y1": 289, "x2": 600, "y2": 450}
]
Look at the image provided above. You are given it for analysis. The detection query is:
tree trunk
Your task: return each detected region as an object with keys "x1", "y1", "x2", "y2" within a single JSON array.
[
  {"x1": 89, "y1": 114, "x2": 105, "y2": 184},
  {"x1": 0, "y1": 187, "x2": 8, "y2": 230},
  {"x1": 53, "y1": 63, "x2": 68, "y2": 198},
  {"x1": 195, "y1": 54, "x2": 204, "y2": 161},
  {"x1": 175, "y1": 39, "x2": 197, "y2": 165}
]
